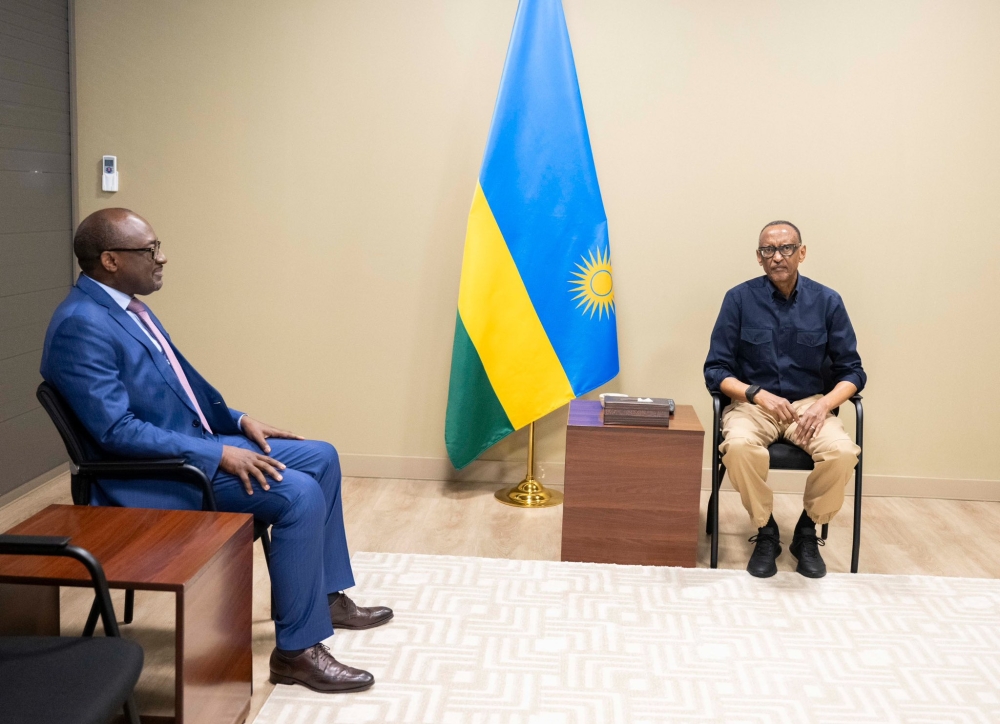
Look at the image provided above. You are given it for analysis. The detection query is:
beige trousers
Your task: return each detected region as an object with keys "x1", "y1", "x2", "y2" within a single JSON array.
[{"x1": 719, "y1": 394, "x2": 860, "y2": 528}]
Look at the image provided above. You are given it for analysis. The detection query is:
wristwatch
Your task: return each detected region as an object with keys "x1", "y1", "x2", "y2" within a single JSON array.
[{"x1": 745, "y1": 385, "x2": 762, "y2": 404}]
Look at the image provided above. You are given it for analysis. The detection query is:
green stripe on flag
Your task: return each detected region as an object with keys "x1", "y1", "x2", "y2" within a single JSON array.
[{"x1": 445, "y1": 312, "x2": 514, "y2": 469}]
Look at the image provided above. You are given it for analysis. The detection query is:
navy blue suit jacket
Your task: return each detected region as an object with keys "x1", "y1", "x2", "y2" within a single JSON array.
[{"x1": 40, "y1": 274, "x2": 244, "y2": 508}]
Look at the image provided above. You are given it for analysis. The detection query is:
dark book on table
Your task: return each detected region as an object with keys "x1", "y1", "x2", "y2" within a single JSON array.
[{"x1": 603, "y1": 397, "x2": 675, "y2": 427}]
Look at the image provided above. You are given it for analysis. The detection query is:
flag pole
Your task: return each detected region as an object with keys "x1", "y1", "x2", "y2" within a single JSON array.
[{"x1": 494, "y1": 422, "x2": 564, "y2": 508}]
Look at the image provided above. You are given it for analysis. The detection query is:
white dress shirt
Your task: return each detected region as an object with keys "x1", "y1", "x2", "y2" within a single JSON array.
[{"x1": 87, "y1": 275, "x2": 163, "y2": 353}]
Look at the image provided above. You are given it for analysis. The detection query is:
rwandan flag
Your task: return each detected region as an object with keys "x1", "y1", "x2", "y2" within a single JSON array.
[{"x1": 445, "y1": 0, "x2": 619, "y2": 469}]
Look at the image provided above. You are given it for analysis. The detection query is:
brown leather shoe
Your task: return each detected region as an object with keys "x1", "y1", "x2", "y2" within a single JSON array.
[
  {"x1": 329, "y1": 592, "x2": 394, "y2": 630},
  {"x1": 269, "y1": 644, "x2": 374, "y2": 693}
]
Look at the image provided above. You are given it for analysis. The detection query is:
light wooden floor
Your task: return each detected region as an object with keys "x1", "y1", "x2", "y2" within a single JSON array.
[{"x1": 2, "y1": 473, "x2": 1000, "y2": 722}]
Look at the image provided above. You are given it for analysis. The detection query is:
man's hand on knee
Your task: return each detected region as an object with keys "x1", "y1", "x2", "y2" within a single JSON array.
[
  {"x1": 753, "y1": 390, "x2": 798, "y2": 424},
  {"x1": 220, "y1": 445, "x2": 286, "y2": 495},
  {"x1": 240, "y1": 416, "x2": 305, "y2": 454},
  {"x1": 791, "y1": 398, "x2": 831, "y2": 445}
]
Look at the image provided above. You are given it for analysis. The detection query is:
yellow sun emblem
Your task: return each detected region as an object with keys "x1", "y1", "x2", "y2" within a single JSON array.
[{"x1": 569, "y1": 248, "x2": 615, "y2": 319}]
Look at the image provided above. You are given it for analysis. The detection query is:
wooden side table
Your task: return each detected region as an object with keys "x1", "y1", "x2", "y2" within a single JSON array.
[
  {"x1": 561, "y1": 399, "x2": 705, "y2": 567},
  {"x1": 0, "y1": 505, "x2": 253, "y2": 724}
]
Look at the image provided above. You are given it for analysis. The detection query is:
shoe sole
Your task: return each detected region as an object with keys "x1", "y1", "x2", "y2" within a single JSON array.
[
  {"x1": 332, "y1": 612, "x2": 394, "y2": 630},
  {"x1": 794, "y1": 564, "x2": 826, "y2": 578},
  {"x1": 746, "y1": 565, "x2": 778, "y2": 578},
  {"x1": 269, "y1": 672, "x2": 374, "y2": 693}
]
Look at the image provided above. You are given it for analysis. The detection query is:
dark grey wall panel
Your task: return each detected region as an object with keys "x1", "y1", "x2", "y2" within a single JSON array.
[
  {"x1": 0, "y1": 100, "x2": 68, "y2": 132},
  {"x1": 0, "y1": 14, "x2": 66, "y2": 47},
  {"x1": 0, "y1": 1, "x2": 68, "y2": 30},
  {"x1": 0, "y1": 351, "x2": 43, "y2": 421},
  {"x1": 0, "y1": 7, "x2": 67, "y2": 43},
  {"x1": 0, "y1": 55, "x2": 70, "y2": 91},
  {"x1": 0, "y1": 318, "x2": 49, "y2": 360},
  {"x1": 1, "y1": 229, "x2": 69, "y2": 264},
  {"x1": 0, "y1": 231, "x2": 71, "y2": 296},
  {"x1": 0, "y1": 124, "x2": 70, "y2": 154},
  {"x1": 0, "y1": 171, "x2": 72, "y2": 233},
  {"x1": 0, "y1": 408, "x2": 66, "y2": 495},
  {"x1": 4, "y1": 0, "x2": 68, "y2": 18},
  {"x1": 0, "y1": 286, "x2": 67, "y2": 331},
  {"x1": 0, "y1": 147, "x2": 71, "y2": 172},
  {"x1": 0, "y1": 77, "x2": 68, "y2": 110},
  {"x1": 0, "y1": 30, "x2": 69, "y2": 69},
  {"x1": 0, "y1": 0, "x2": 71, "y2": 493}
]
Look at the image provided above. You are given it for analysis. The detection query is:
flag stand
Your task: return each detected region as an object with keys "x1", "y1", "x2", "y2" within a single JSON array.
[{"x1": 494, "y1": 422, "x2": 564, "y2": 508}]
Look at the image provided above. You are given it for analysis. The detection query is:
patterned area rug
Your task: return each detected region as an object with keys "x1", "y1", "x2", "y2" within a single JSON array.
[{"x1": 255, "y1": 552, "x2": 1000, "y2": 723}]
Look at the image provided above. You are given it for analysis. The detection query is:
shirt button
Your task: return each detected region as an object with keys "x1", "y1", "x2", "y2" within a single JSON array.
[{"x1": 192, "y1": 419, "x2": 201, "y2": 428}]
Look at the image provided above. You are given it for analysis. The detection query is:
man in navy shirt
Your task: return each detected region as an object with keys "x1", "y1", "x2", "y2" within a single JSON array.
[{"x1": 704, "y1": 221, "x2": 865, "y2": 579}]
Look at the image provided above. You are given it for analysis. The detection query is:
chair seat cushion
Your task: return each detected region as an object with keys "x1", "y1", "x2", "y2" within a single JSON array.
[
  {"x1": 767, "y1": 441, "x2": 815, "y2": 470},
  {"x1": 0, "y1": 636, "x2": 143, "y2": 724}
]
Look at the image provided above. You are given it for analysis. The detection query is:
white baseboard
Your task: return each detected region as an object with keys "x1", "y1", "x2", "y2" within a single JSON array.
[
  {"x1": 700, "y1": 468, "x2": 1000, "y2": 501},
  {"x1": 6, "y1": 457, "x2": 995, "y2": 506},
  {"x1": 340, "y1": 453, "x2": 566, "y2": 489},
  {"x1": 339, "y1": 453, "x2": 1000, "y2": 502}
]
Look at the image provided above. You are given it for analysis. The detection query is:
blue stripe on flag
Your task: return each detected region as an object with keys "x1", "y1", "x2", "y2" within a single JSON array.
[{"x1": 479, "y1": 0, "x2": 618, "y2": 395}]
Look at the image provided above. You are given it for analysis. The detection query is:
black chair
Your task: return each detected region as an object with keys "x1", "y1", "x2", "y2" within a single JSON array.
[
  {"x1": 0, "y1": 534, "x2": 143, "y2": 724},
  {"x1": 36, "y1": 381, "x2": 274, "y2": 631},
  {"x1": 706, "y1": 391, "x2": 864, "y2": 573}
]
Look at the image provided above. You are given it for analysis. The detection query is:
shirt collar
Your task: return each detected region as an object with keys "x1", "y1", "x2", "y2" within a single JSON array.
[
  {"x1": 83, "y1": 275, "x2": 133, "y2": 311},
  {"x1": 766, "y1": 274, "x2": 799, "y2": 302}
]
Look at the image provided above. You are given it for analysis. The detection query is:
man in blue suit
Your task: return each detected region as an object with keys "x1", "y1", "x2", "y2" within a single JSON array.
[{"x1": 41, "y1": 208, "x2": 392, "y2": 694}]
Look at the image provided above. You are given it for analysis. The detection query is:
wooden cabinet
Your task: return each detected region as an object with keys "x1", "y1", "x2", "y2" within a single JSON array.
[{"x1": 561, "y1": 400, "x2": 704, "y2": 567}]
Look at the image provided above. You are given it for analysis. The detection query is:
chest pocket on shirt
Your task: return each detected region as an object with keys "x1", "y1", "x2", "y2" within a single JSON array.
[
  {"x1": 794, "y1": 329, "x2": 827, "y2": 368},
  {"x1": 739, "y1": 327, "x2": 772, "y2": 362}
]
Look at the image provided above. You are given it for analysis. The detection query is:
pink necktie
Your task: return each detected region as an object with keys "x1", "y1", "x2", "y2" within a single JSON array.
[{"x1": 127, "y1": 298, "x2": 213, "y2": 434}]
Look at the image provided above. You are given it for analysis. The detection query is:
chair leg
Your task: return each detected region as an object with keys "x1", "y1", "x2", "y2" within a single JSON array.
[
  {"x1": 820, "y1": 523, "x2": 829, "y2": 540},
  {"x1": 851, "y1": 464, "x2": 863, "y2": 574},
  {"x1": 122, "y1": 693, "x2": 140, "y2": 724},
  {"x1": 259, "y1": 528, "x2": 276, "y2": 621},
  {"x1": 710, "y1": 464, "x2": 725, "y2": 569},
  {"x1": 124, "y1": 589, "x2": 135, "y2": 625},
  {"x1": 83, "y1": 596, "x2": 101, "y2": 637},
  {"x1": 706, "y1": 489, "x2": 716, "y2": 535},
  {"x1": 260, "y1": 527, "x2": 272, "y2": 569}
]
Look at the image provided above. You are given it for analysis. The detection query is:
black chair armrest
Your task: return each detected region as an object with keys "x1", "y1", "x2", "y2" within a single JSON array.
[
  {"x1": 710, "y1": 392, "x2": 726, "y2": 465},
  {"x1": 75, "y1": 460, "x2": 216, "y2": 512},
  {"x1": 849, "y1": 394, "x2": 863, "y2": 448},
  {"x1": 710, "y1": 391, "x2": 722, "y2": 423},
  {"x1": 0, "y1": 536, "x2": 121, "y2": 638},
  {"x1": 0, "y1": 535, "x2": 71, "y2": 555}
]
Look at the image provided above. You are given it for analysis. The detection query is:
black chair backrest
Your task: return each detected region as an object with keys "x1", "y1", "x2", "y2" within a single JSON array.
[{"x1": 36, "y1": 382, "x2": 104, "y2": 466}]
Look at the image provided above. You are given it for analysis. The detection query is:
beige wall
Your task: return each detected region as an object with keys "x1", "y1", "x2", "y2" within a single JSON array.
[{"x1": 73, "y1": 1, "x2": 1000, "y2": 485}]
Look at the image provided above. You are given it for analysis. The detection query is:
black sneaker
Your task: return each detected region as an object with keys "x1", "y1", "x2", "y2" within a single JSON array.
[
  {"x1": 747, "y1": 519, "x2": 781, "y2": 578},
  {"x1": 790, "y1": 527, "x2": 827, "y2": 578}
]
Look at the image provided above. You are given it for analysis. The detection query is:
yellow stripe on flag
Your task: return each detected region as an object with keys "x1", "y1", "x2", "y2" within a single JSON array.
[{"x1": 457, "y1": 184, "x2": 574, "y2": 429}]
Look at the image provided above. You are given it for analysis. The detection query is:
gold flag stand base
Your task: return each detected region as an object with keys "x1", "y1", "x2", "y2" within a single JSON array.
[
  {"x1": 494, "y1": 422, "x2": 563, "y2": 508},
  {"x1": 493, "y1": 476, "x2": 564, "y2": 508}
]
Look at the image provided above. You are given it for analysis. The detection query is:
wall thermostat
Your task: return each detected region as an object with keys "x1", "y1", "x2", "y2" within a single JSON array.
[{"x1": 102, "y1": 155, "x2": 119, "y2": 192}]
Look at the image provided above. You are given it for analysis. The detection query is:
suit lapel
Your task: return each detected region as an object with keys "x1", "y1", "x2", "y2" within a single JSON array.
[{"x1": 76, "y1": 276, "x2": 199, "y2": 417}]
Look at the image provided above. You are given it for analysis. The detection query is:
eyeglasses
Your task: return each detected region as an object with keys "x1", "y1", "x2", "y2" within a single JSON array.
[
  {"x1": 104, "y1": 240, "x2": 162, "y2": 262},
  {"x1": 757, "y1": 243, "x2": 800, "y2": 259}
]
